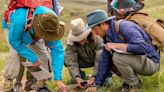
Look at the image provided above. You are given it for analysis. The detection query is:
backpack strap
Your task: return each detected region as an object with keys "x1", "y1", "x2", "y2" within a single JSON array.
[
  {"x1": 30, "y1": 31, "x2": 40, "y2": 45},
  {"x1": 156, "y1": 19, "x2": 164, "y2": 51},
  {"x1": 24, "y1": 9, "x2": 34, "y2": 32},
  {"x1": 114, "y1": 19, "x2": 125, "y2": 41},
  {"x1": 125, "y1": 12, "x2": 148, "y2": 20},
  {"x1": 115, "y1": 19, "x2": 122, "y2": 33},
  {"x1": 24, "y1": 9, "x2": 40, "y2": 44},
  {"x1": 156, "y1": 19, "x2": 164, "y2": 29}
]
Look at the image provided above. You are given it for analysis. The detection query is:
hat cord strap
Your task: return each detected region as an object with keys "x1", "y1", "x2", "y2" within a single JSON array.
[{"x1": 38, "y1": 19, "x2": 47, "y2": 32}]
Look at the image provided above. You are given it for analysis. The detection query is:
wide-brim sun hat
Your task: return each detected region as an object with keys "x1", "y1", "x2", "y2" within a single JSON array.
[
  {"x1": 68, "y1": 18, "x2": 91, "y2": 42},
  {"x1": 32, "y1": 13, "x2": 64, "y2": 42},
  {"x1": 86, "y1": 9, "x2": 116, "y2": 29}
]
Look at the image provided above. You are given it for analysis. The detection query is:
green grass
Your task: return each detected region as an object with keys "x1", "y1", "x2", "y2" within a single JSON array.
[
  {"x1": 0, "y1": 59, "x2": 6, "y2": 73},
  {"x1": 0, "y1": 1, "x2": 9, "y2": 52},
  {"x1": 0, "y1": 39, "x2": 9, "y2": 52},
  {"x1": 0, "y1": 53, "x2": 8, "y2": 73},
  {"x1": 0, "y1": 0, "x2": 164, "y2": 92},
  {"x1": 0, "y1": 23, "x2": 8, "y2": 52}
]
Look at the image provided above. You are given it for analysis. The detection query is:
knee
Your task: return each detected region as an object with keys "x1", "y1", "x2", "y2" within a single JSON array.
[
  {"x1": 112, "y1": 52, "x2": 122, "y2": 66},
  {"x1": 95, "y1": 50, "x2": 102, "y2": 61}
]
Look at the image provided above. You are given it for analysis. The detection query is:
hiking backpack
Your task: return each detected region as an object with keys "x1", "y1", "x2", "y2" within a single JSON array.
[
  {"x1": 15, "y1": 0, "x2": 53, "y2": 9},
  {"x1": 115, "y1": 12, "x2": 164, "y2": 50},
  {"x1": 4, "y1": 0, "x2": 54, "y2": 23}
]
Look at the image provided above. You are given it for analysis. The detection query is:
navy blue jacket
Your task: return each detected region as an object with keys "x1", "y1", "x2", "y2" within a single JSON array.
[{"x1": 95, "y1": 20, "x2": 160, "y2": 86}]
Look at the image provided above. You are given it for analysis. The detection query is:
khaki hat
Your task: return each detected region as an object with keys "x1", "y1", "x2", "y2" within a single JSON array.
[
  {"x1": 32, "y1": 13, "x2": 64, "y2": 42},
  {"x1": 68, "y1": 18, "x2": 91, "y2": 42}
]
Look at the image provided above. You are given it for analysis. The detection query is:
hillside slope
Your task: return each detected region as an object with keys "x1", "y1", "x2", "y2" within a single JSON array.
[{"x1": 0, "y1": 0, "x2": 163, "y2": 92}]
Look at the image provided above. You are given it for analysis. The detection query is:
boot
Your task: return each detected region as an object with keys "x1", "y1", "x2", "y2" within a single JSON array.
[
  {"x1": 14, "y1": 81, "x2": 22, "y2": 92},
  {"x1": 24, "y1": 79, "x2": 37, "y2": 91},
  {"x1": 37, "y1": 87, "x2": 51, "y2": 92},
  {"x1": 116, "y1": 83, "x2": 140, "y2": 92}
]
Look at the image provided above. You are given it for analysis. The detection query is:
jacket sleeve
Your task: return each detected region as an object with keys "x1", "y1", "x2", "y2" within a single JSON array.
[
  {"x1": 93, "y1": 50, "x2": 102, "y2": 77},
  {"x1": 93, "y1": 36, "x2": 103, "y2": 76},
  {"x1": 64, "y1": 44, "x2": 80, "y2": 79},
  {"x1": 120, "y1": 22, "x2": 147, "y2": 54},
  {"x1": 47, "y1": 40, "x2": 64, "y2": 80},
  {"x1": 95, "y1": 48, "x2": 113, "y2": 86},
  {"x1": 9, "y1": 11, "x2": 38, "y2": 64}
]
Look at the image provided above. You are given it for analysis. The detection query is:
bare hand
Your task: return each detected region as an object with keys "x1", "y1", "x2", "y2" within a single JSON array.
[
  {"x1": 86, "y1": 77, "x2": 95, "y2": 87},
  {"x1": 85, "y1": 86, "x2": 97, "y2": 92},
  {"x1": 56, "y1": 80, "x2": 67, "y2": 92},
  {"x1": 76, "y1": 77, "x2": 85, "y2": 89},
  {"x1": 104, "y1": 42, "x2": 115, "y2": 51},
  {"x1": 33, "y1": 60, "x2": 41, "y2": 67}
]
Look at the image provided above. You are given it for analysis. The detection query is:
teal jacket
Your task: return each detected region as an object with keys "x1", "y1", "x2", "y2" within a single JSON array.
[{"x1": 6, "y1": 6, "x2": 64, "y2": 80}]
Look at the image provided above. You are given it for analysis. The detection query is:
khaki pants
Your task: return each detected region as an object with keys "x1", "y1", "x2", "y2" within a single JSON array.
[
  {"x1": 3, "y1": 30, "x2": 21, "y2": 80},
  {"x1": 3, "y1": 30, "x2": 51, "y2": 90},
  {"x1": 113, "y1": 52, "x2": 159, "y2": 86},
  {"x1": 18, "y1": 39, "x2": 52, "y2": 82}
]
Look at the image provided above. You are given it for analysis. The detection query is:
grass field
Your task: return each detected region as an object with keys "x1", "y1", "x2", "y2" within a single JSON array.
[{"x1": 0, "y1": 0, "x2": 163, "y2": 92}]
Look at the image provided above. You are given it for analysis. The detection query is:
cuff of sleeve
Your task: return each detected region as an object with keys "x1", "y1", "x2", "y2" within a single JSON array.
[
  {"x1": 54, "y1": 78, "x2": 62, "y2": 80},
  {"x1": 54, "y1": 77, "x2": 62, "y2": 80},
  {"x1": 54, "y1": 72, "x2": 62, "y2": 80},
  {"x1": 30, "y1": 57, "x2": 38, "y2": 64},
  {"x1": 95, "y1": 80, "x2": 103, "y2": 86},
  {"x1": 93, "y1": 83, "x2": 101, "y2": 89},
  {"x1": 127, "y1": 44, "x2": 133, "y2": 53}
]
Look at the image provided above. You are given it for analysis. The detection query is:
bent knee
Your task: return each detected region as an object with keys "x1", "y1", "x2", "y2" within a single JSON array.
[{"x1": 113, "y1": 52, "x2": 122, "y2": 65}]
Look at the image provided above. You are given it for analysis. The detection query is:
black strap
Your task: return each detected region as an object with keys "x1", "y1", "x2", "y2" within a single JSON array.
[{"x1": 30, "y1": 31, "x2": 40, "y2": 44}]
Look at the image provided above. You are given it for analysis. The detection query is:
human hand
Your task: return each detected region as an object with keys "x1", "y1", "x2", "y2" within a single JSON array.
[
  {"x1": 85, "y1": 77, "x2": 95, "y2": 87},
  {"x1": 104, "y1": 42, "x2": 115, "y2": 51},
  {"x1": 76, "y1": 77, "x2": 85, "y2": 89},
  {"x1": 85, "y1": 86, "x2": 97, "y2": 92},
  {"x1": 56, "y1": 80, "x2": 67, "y2": 92},
  {"x1": 33, "y1": 60, "x2": 41, "y2": 67}
]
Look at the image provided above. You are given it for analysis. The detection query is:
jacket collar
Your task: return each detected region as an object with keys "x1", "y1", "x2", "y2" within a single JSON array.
[{"x1": 104, "y1": 20, "x2": 125, "y2": 43}]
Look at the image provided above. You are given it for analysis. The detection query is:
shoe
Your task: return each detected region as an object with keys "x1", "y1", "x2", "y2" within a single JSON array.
[
  {"x1": 24, "y1": 79, "x2": 37, "y2": 91},
  {"x1": 105, "y1": 76, "x2": 113, "y2": 86},
  {"x1": 3, "y1": 80, "x2": 14, "y2": 92},
  {"x1": 104, "y1": 72, "x2": 113, "y2": 86},
  {"x1": 37, "y1": 87, "x2": 52, "y2": 92},
  {"x1": 116, "y1": 83, "x2": 140, "y2": 92}
]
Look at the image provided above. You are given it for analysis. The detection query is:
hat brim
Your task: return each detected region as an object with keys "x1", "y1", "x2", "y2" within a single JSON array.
[
  {"x1": 68, "y1": 28, "x2": 92, "y2": 42},
  {"x1": 87, "y1": 16, "x2": 116, "y2": 29},
  {"x1": 32, "y1": 15, "x2": 64, "y2": 42}
]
